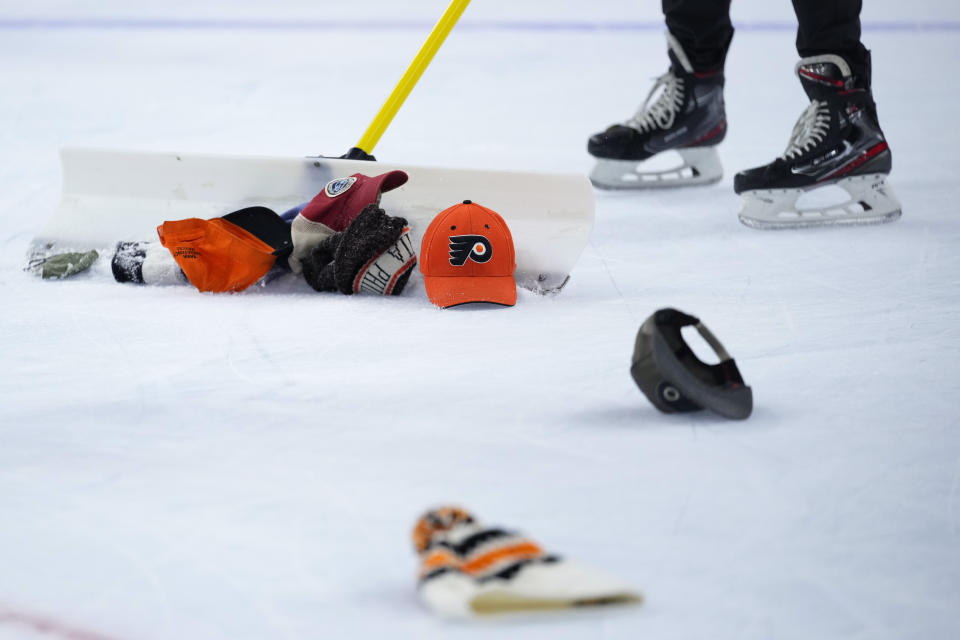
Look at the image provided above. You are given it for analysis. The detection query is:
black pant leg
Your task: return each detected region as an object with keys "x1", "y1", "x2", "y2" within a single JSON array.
[
  {"x1": 791, "y1": 0, "x2": 871, "y2": 85},
  {"x1": 662, "y1": 0, "x2": 734, "y2": 73}
]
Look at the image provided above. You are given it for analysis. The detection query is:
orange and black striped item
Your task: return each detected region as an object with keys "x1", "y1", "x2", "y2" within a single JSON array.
[
  {"x1": 413, "y1": 506, "x2": 474, "y2": 554},
  {"x1": 413, "y1": 507, "x2": 556, "y2": 585}
]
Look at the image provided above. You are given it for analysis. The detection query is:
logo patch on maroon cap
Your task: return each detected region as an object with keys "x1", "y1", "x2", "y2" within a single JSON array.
[{"x1": 324, "y1": 176, "x2": 357, "y2": 198}]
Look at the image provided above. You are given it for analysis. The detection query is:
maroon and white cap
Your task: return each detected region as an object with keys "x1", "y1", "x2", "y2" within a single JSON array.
[{"x1": 289, "y1": 170, "x2": 408, "y2": 273}]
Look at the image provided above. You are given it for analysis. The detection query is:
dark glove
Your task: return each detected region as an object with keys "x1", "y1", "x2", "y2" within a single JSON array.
[
  {"x1": 300, "y1": 232, "x2": 342, "y2": 292},
  {"x1": 301, "y1": 204, "x2": 417, "y2": 296}
]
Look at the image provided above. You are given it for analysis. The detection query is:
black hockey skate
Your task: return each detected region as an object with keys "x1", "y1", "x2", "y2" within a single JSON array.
[
  {"x1": 735, "y1": 54, "x2": 901, "y2": 229},
  {"x1": 587, "y1": 33, "x2": 727, "y2": 189}
]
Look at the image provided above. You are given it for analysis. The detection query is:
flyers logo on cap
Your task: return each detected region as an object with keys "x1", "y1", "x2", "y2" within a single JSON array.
[
  {"x1": 449, "y1": 235, "x2": 492, "y2": 266},
  {"x1": 419, "y1": 200, "x2": 517, "y2": 308}
]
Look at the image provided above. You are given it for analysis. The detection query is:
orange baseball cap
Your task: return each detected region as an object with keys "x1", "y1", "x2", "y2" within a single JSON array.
[{"x1": 420, "y1": 201, "x2": 517, "y2": 308}]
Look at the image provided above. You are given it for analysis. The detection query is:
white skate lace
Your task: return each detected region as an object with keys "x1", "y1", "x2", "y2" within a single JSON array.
[
  {"x1": 781, "y1": 100, "x2": 831, "y2": 160},
  {"x1": 625, "y1": 71, "x2": 685, "y2": 133}
]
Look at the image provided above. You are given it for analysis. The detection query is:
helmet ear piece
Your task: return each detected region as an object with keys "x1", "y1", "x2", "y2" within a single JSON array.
[{"x1": 630, "y1": 308, "x2": 753, "y2": 420}]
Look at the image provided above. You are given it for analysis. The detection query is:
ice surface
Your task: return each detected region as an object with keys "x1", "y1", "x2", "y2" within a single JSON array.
[{"x1": 1, "y1": 1, "x2": 959, "y2": 639}]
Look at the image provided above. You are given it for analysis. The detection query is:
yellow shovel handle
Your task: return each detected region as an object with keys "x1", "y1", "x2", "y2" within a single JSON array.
[{"x1": 355, "y1": 0, "x2": 471, "y2": 155}]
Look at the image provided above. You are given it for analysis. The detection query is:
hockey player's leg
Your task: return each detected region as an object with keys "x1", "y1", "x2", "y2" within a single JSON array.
[
  {"x1": 792, "y1": 0, "x2": 870, "y2": 83},
  {"x1": 586, "y1": 1, "x2": 732, "y2": 190},
  {"x1": 735, "y1": 1, "x2": 901, "y2": 228},
  {"x1": 662, "y1": 0, "x2": 733, "y2": 74}
]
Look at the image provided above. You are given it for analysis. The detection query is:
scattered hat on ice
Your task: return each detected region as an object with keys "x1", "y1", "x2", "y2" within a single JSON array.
[
  {"x1": 630, "y1": 308, "x2": 753, "y2": 419},
  {"x1": 419, "y1": 201, "x2": 517, "y2": 308},
  {"x1": 289, "y1": 170, "x2": 408, "y2": 273},
  {"x1": 413, "y1": 506, "x2": 642, "y2": 618},
  {"x1": 155, "y1": 206, "x2": 292, "y2": 293}
]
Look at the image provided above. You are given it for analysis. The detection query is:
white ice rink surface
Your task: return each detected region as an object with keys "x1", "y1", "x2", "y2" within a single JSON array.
[{"x1": 2, "y1": 1, "x2": 959, "y2": 638}]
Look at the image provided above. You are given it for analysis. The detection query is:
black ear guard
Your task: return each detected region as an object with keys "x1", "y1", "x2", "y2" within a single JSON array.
[{"x1": 630, "y1": 308, "x2": 753, "y2": 420}]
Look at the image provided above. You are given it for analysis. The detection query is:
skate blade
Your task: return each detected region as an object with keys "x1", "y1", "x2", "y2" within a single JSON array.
[
  {"x1": 738, "y1": 174, "x2": 902, "y2": 230},
  {"x1": 590, "y1": 148, "x2": 722, "y2": 190}
]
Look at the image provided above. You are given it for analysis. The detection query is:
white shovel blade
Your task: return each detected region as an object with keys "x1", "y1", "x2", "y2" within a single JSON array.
[{"x1": 33, "y1": 148, "x2": 595, "y2": 292}]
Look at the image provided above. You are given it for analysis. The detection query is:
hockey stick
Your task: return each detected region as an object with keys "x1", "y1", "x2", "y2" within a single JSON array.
[{"x1": 342, "y1": 0, "x2": 472, "y2": 159}]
